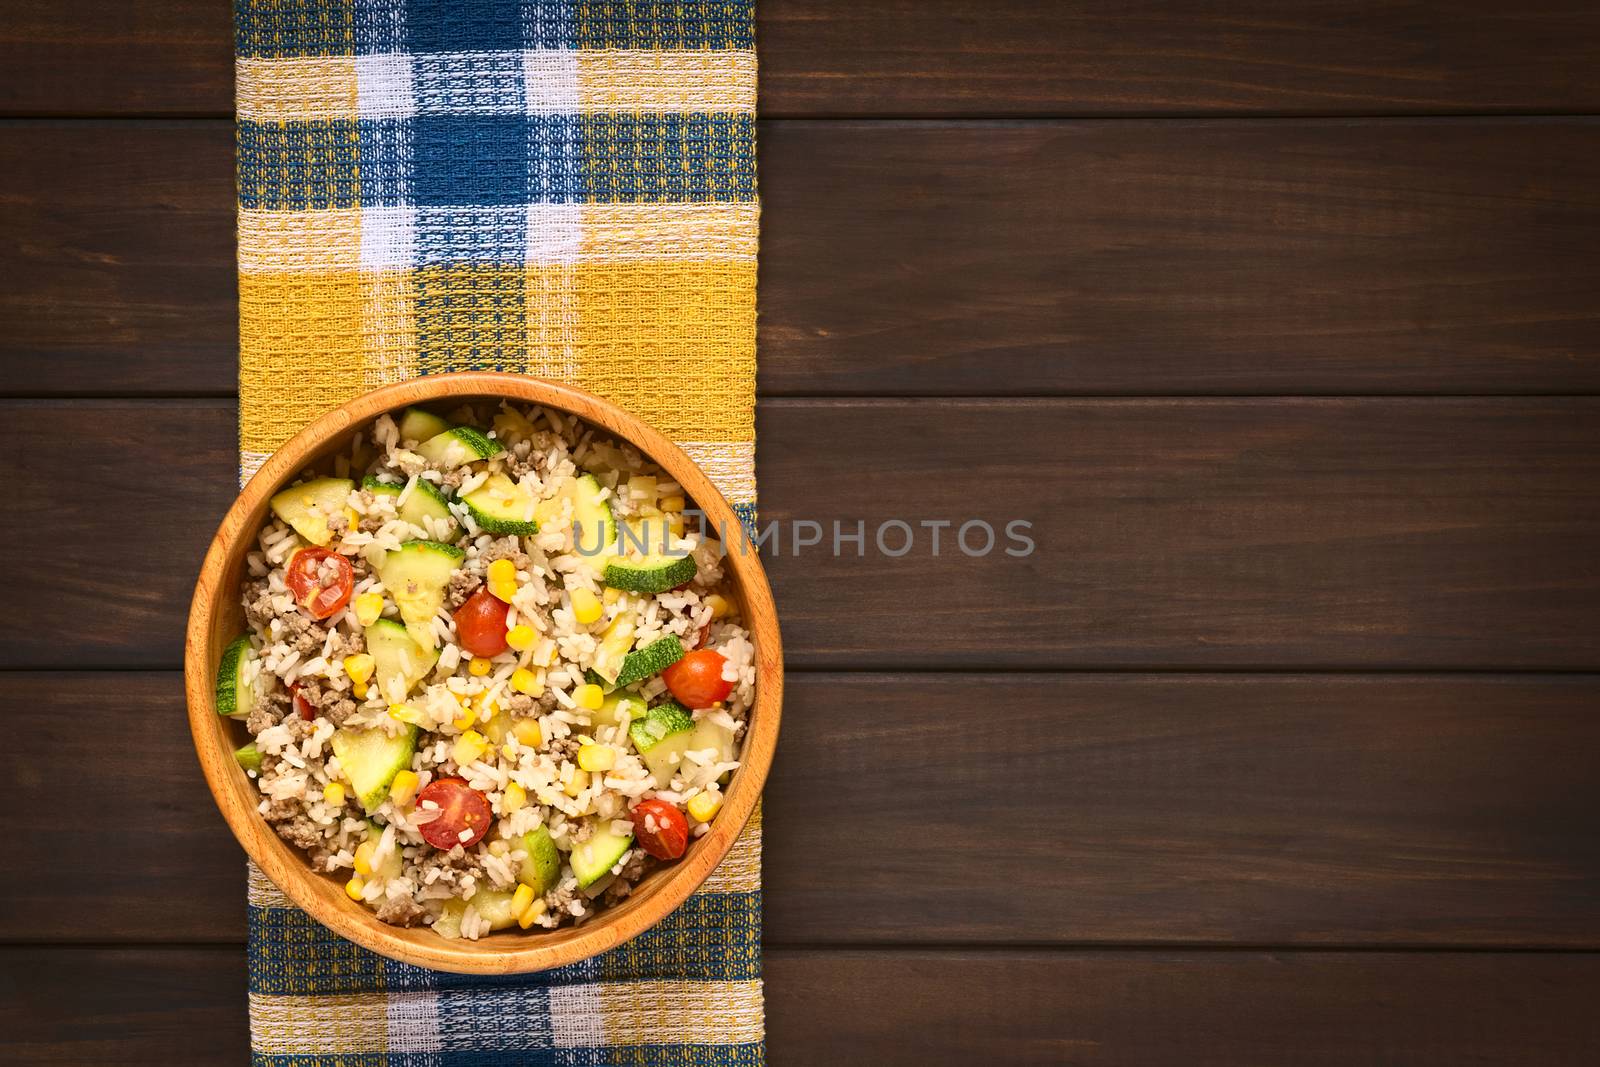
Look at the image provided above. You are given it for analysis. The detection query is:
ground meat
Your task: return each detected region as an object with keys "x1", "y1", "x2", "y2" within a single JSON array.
[
  {"x1": 506, "y1": 690, "x2": 559, "y2": 718},
  {"x1": 375, "y1": 896, "x2": 427, "y2": 927},
  {"x1": 280, "y1": 611, "x2": 329, "y2": 656},
  {"x1": 243, "y1": 579, "x2": 276, "y2": 629},
  {"x1": 328, "y1": 629, "x2": 365, "y2": 658},
  {"x1": 480, "y1": 536, "x2": 531, "y2": 571},
  {"x1": 546, "y1": 736, "x2": 580, "y2": 764},
  {"x1": 443, "y1": 570, "x2": 479, "y2": 611},
  {"x1": 437, "y1": 468, "x2": 466, "y2": 491},
  {"x1": 246, "y1": 684, "x2": 289, "y2": 734},
  {"x1": 601, "y1": 851, "x2": 653, "y2": 906},
  {"x1": 295, "y1": 678, "x2": 359, "y2": 728},
  {"x1": 544, "y1": 878, "x2": 578, "y2": 915},
  {"x1": 358, "y1": 511, "x2": 388, "y2": 534},
  {"x1": 326, "y1": 513, "x2": 348, "y2": 539},
  {"x1": 265, "y1": 806, "x2": 333, "y2": 868},
  {"x1": 504, "y1": 435, "x2": 554, "y2": 479},
  {"x1": 415, "y1": 846, "x2": 487, "y2": 893}
]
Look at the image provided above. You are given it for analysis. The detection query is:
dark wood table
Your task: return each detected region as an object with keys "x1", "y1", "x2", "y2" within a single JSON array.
[{"x1": 4, "y1": 3, "x2": 1600, "y2": 1062}]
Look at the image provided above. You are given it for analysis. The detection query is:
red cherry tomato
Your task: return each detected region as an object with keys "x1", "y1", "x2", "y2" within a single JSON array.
[
  {"x1": 415, "y1": 777, "x2": 493, "y2": 850},
  {"x1": 285, "y1": 546, "x2": 354, "y2": 621},
  {"x1": 662, "y1": 649, "x2": 733, "y2": 709},
  {"x1": 290, "y1": 682, "x2": 315, "y2": 722},
  {"x1": 453, "y1": 586, "x2": 510, "y2": 657},
  {"x1": 631, "y1": 798, "x2": 689, "y2": 861}
]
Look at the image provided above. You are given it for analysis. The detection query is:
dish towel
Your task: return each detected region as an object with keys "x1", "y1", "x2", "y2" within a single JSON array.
[{"x1": 233, "y1": 2, "x2": 761, "y2": 1063}]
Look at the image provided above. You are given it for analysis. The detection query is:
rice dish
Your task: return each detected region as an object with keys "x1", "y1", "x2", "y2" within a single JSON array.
[{"x1": 215, "y1": 401, "x2": 754, "y2": 939}]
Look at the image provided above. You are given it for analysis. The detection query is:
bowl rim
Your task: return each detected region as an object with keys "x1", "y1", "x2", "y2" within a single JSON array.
[{"x1": 185, "y1": 371, "x2": 782, "y2": 974}]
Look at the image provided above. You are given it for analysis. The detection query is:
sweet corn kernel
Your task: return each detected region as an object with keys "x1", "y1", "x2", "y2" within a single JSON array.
[
  {"x1": 511, "y1": 668, "x2": 544, "y2": 696},
  {"x1": 344, "y1": 876, "x2": 366, "y2": 901},
  {"x1": 659, "y1": 494, "x2": 686, "y2": 513},
  {"x1": 667, "y1": 513, "x2": 686, "y2": 539},
  {"x1": 577, "y1": 743, "x2": 615, "y2": 773},
  {"x1": 389, "y1": 769, "x2": 420, "y2": 806},
  {"x1": 573, "y1": 683, "x2": 604, "y2": 710},
  {"x1": 506, "y1": 624, "x2": 536, "y2": 652},
  {"x1": 322, "y1": 782, "x2": 346, "y2": 807},
  {"x1": 603, "y1": 587, "x2": 622, "y2": 605},
  {"x1": 570, "y1": 588, "x2": 603, "y2": 625},
  {"x1": 512, "y1": 719, "x2": 543, "y2": 748},
  {"x1": 452, "y1": 708, "x2": 476, "y2": 731},
  {"x1": 352, "y1": 680, "x2": 369, "y2": 700},
  {"x1": 468, "y1": 656, "x2": 492, "y2": 677},
  {"x1": 343, "y1": 653, "x2": 376, "y2": 685},
  {"x1": 687, "y1": 791, "x2": 723, "y2": 823},
  {"x1": 353, "y1": 593, "x2": 385, "y2": 627},
  {"x1": 503, "y1": 781, "x2": 527, "y2": 813},
  {"x1": 389, "y1": 703, "x2": 423, "y2": 724},
  {"x1": 489, "y1": 578, "x2": 518, "y2": 603},
  {"x1": 488, "y1": 839, "x2": 510, "y2": 857},
  {"x1": 564, "y1": 769, "x2": 590, "y2": 797},
  {"x1": 353, "y1": 840, "x2": 376, "y2": 876},
  {"x1": 511, "y1": 883, "x2": 535, "y2": 919},
  {"x1": 487, "y1": 558, "x2": 517, "y2": 584},
  {"x1": 517, "y1": 899, "x2": 547, "y2": 929},
  {"x1": 452, "y1": 730, "x2": 488, "y2": 767},
  {"x1": 501, "y1": 742, "x2": 519, "y2": 761},
  {"x1": 705, "y1": 593, "x2": 731, "y2": 620}
]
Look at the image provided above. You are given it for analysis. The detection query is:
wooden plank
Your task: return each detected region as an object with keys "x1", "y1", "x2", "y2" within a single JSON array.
[
  {"x1": 764, "y1": 949, "x2": 1600, "y2": 1065},
  {"x1": 0, "y1": 401, "x2": 237, "y2": 669},
  {"x1": 7, "y1": 672, "x2": 1600, "y2": 947},
  {"x1": 7, "y1": 120, "x2": 1600, "y2": 397},
  {"x1": 0, "y1": 948, "x2": 247, "y2": 1065},
  {"x1": 0, "y1": 122, "x2": 237, "y2": 395},
  {"x1": 4, "y1": 946, "x2": 1598, "y2": 1065},
  {"x1": 5, "y1": 397, "x2": 1600, "y2": 670},
  {"x1": 5, "y1": 2, "x2": 1600, "y2": 118}
]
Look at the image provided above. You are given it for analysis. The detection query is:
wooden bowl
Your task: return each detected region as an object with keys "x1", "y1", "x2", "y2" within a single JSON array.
[{"x1": 185, "y1": 372, "x2": 782, "y2": 974}]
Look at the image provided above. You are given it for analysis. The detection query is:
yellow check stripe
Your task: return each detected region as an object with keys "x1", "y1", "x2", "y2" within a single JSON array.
[{"x1": 248, "y1": 993, "x2": 391, "y2": 1054}]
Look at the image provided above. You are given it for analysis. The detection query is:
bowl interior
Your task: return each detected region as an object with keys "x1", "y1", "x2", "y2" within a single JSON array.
[{"x1": 187, "y1": 375, "x2": 780, "y2": 973}]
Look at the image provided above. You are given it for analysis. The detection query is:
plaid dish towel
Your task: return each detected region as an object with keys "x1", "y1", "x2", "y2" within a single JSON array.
[{"x1": 233, "y1": 2, "x2": 761, "y2": 1063}]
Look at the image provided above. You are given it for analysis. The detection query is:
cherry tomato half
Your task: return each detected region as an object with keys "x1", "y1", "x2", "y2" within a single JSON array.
[
  {"x1": 285, "y1": 546, "x2": 354, "y2": 621},
  {"x1": 290, "y1": 682, "x2": 315, "y2": 722},
  {"x1": 662, "y1": 648, "x2": 733, "y2": 709},
  {"x1": 415, "y1": 777, "x2": 493, "y2": 850},
  {"x1": 453, "y1": 586, "x2": 509, "y2": 657},
  {"x1": 631, "y1": 797, "x2": 689, "y2": 861}
]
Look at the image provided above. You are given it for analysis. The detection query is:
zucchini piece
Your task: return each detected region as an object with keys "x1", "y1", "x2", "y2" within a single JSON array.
[
  {"x1": 589, "y1": 613, "x2": 635, "y2": 684},
  {"x1": 366, "y1": 475, "x2": 459, "y2": 540},
  {"x1": 435, "y1": 889, "x2": 520, "y2": 936},
  {"x1": 361, "y1": 821, "x2": 404, "y2": 880},
  {"x1": 417, "y1": 426, "x2": 503, "y2": 469},
  {"x1": 629, "y1": 701, "x2": 697, "y2": 787},
  {"x1": 376, "y1": 540, "x2": 464, "y2": 650},
  {"x1": 331, "y1": 724, "x2": 419, "y2": 814},
  {"x1": 518, "y1": 827, "x2": 562, "y2": 893},
  {"x1": 269, "y1": 476, "x2": 355, "y2": 547},
  {"x1": 572, "y1": 473, "x2": 618, "y2": 557},
  {"x1": 602, "y1": 553, "x2": 696, "y2": 595},
  {"x1": 233, "y1": 742, "x2": 262, "y2": 773},
  {"x1": 398, "y1": 406, "x2": 451, "y2": 445},
  {"x1": 365, "y1": 618, "x2": 439, "y2": 703},
  {"x1": 614, "y1": 635, "x2": 685, "y2": 689},
  {"x1": 461, "y1": 472, "x2": 540, "y2": 535},
  {"x1": 215, "y1": 635, "x2": 257, "y2": 719},
  {"x1": 569, "y1": 820, "x2": 634, "y2": 888},
  {"x1": 593, "y1": 692, "x2": 648, "y2": 733}
]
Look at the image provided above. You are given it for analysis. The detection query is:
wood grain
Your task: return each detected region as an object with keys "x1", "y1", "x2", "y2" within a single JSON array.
[
  {"x1": 7, "y1": 120, "x2": 1600, "y2": 397},
  {"x1": 5, "y1": 946, "x2": 1598, "y2": 1065},
  {"x1": 9, "y1": 672, "x2": 1600, "y2": 947},
  {"x1": 5, "y1": 1, "x2": 1600, "y2": 118},
  {"x1": 0, "y1": 122, "x2": 237, "y2": 395},
  {"x1": 6, "y1": 397, "x2": 1599, "y2": 670}
]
